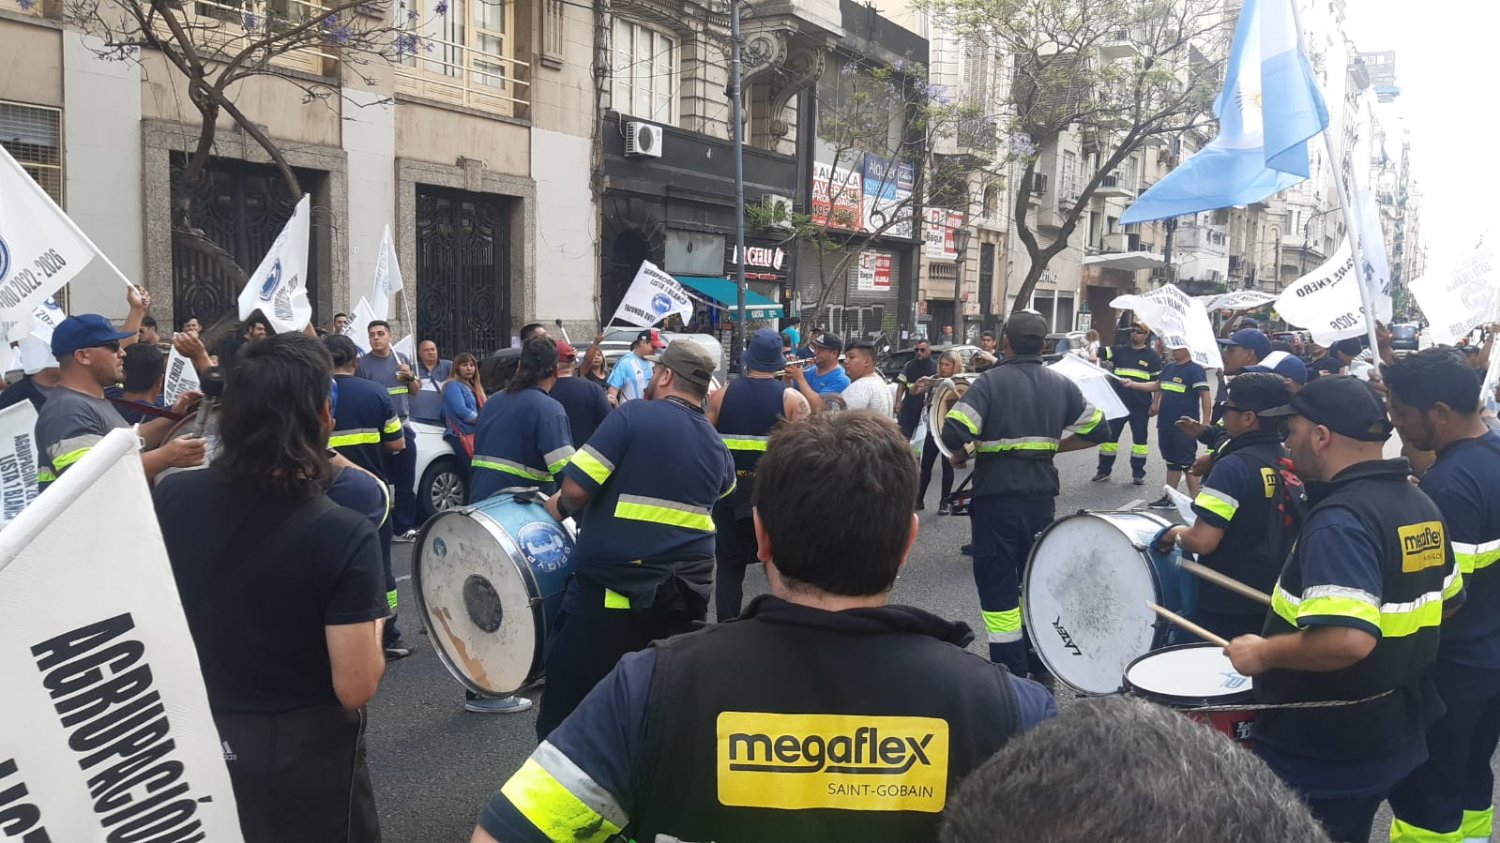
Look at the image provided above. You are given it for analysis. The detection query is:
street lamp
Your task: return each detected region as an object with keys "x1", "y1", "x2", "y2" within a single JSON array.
[{"x1": 953, "y1": 226, "x2": 972, "y2": 343}]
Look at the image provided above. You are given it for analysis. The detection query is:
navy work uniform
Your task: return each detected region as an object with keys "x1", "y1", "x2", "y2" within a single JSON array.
[
  {"x1": 355, "y1": 348, "x2": 419, "y2": 534},
  {"x1": 712, "y1": 376, "x2": 791, "y2": 619},
  {"x1": 330, "y1": 372, "x2": 404, "y2": 640},
  {"x1": 1096, "y1": 341, "x2": 1162, "y2": 482},
  {"x1": 537, "y1": 396, "x2": 735, "y2": 739},
  {"x1": 468, "y1": 386, "x2": 574, "y2": 502},
  {"x1": 941, "y1": 351, "x2": 1110, "y2": 675},
  {"x1": 478, "y1": 596, "x2": 1057, "y2": 843},
  {"x1": 896, "y1": 350, "x2": 938, "y2": 439},
  {"x1": 1156, "y1": 357, "x2": 1210, "y2": 476},
  {"x1": 1252, "y1": 456, "x2": 1464, "y2": 842},
  {"x1": 1390, "y1": 429, "x2": 1500, "y2": 842}
]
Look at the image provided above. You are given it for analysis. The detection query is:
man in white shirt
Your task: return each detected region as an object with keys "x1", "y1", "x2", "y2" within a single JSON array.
[
  {"x1": 608, "y1": 328, "x2": 664, "y2": 404},
  {"x1": 841, "y1": 340, "x2": 894, "y2": 417}
]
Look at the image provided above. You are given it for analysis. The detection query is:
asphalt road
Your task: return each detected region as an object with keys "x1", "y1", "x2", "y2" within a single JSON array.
[{"x1": 365, "y1": 426, "x2": 1482, "y2": 842}]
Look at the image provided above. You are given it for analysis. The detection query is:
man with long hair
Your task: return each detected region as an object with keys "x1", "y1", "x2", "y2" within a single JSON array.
[
  {"x1": 468, "y1": 336, "x2": 575, "y2": 504},
  {"x1": 153, "y1": 332, "x2": 388, "y2": 842}
]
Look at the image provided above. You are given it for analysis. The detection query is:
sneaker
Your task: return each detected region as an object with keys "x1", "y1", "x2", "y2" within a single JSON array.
[
  {"x1": 384, "y1": 641, "x2": 413, "y2": 660},
  {"x1": 464, "y1": 695, "x2": 534, "y2": 714},
  {"x1": 1148, "y1": 495, "x2": 1175, "y2": 509},
  {"x1": 1091, "y1": 472, "x2": 1110, "y2": 482},
  {"x1": 394, "y1": 529, "x2": 419, "y2": 543},
  {"x1": 937, "y1": 501, "x2": 951, "y2": 516},
  {"x1": 1132, "y1": 476, "x2": 1146, "y2": 486}
]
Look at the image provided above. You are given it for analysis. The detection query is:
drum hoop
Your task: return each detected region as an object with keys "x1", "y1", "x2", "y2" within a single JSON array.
[
  {"x1": 412, "y1": 497, "x2": 550, "y2": 697},
  {"x1": 1021, "y1": 510, "x2": 1176, "y2": 695},
  {"x1": 1120, "y1": 642, "x2": 1253, "y2": 707}
]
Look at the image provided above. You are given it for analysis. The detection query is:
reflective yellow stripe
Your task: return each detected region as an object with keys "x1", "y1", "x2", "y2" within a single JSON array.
[
  {"x1": 1130, "y1": 444, "x2": 1149, "y2": 456},
  {"x1": 471, "y1": 458, "x2": 551, "y2": 481},
  {"x1": 614, "y1": 494, "x2": 715, "y2": 531},
  {"x1": 37, "y1": 469, "x2": 56, "y2": 483},
  {"x1": 1300, "y1": 594, "x2": 1382, "y2": 630},
  {"x1": 604, "y1": 589, "x2": 630, "y2": 610},
  {"x1": 1271, "y1": 583, "x2": 1299, "y2": 627},
  {"x1": 720, "y1": 478, "x2": 737, "y2": 500},
  {"x1": 948, "y1": 401, "x2": 983, "y2": 435},
  {"x1": 1073, "y1": 407, "x2": 1103, "y2": 435},
  {"x1": 1453, "y1": 539, "x2": 1500, "y2": 574},
  {"x1": 569, "y1": 445, "x2": 614, "y2": 485},
  {"x1": 330, "y1": 430, "x2": 382, "y2": 447},
  {"x1": 721, "y1": 435, "x2": 769, "y2": 451},
  {"x1": 1443, "y1": 566, "x2": 1465, "y2": 602},
  {"x1": 947, "y1": 409, "x2": 980, "y2": 436},
  {"x1": 52, "y1": 448, "x2": 91, "y2": 471},
  {"x1": 1099, "y1": 443, "x2": 1119, "y2": 455},
  {"x1": 1194, "y1": 488, "x2": 1238, "y2": 521},
  {"x1": 1160, "y1": 382, "x2": 1187, "y2": 393},
  {"x1": 1114, "y1": 368, "x2": 1152, "y2": 380},
  {"x1": 500, "y1": 757, "x2": 621, "y2": 843},
  {"x1": 982, "y1": 608, "x2": 1022, "y2": 644},
  {"x1": 382, "y1": 417, "x2": 403, "y2": 435},
  {"x1": 1276, "y1": 583, "x2": 1447, "y2": 638},
  {"x1": 1390, "y1": 817, "x2": 1463, "y2": 842},
  {"x1": 387, "y1": 386, "x2": 409, "y2": 396},
  {"x1": 977, "y1": 437, "x2": 1059, "y2": 453},
  {"x1": 1193, "y1": 381, "x2": 1211, "y2": 390},
  {"x1": 386, "y1": 589, "x2": 398, "y2": 610},
  {"x1": 1463, "y1": 807, "x2": 1493, "y2": 841}
]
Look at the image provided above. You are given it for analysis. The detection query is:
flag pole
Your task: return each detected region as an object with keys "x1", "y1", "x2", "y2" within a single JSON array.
[{"x1": 1286, "y1": 0, "x2": 1383, "y2": 372}]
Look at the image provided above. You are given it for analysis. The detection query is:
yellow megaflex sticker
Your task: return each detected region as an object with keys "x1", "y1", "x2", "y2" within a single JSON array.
[
  {"x1": 1398, "y1": 521, "x2": 1446, "y2": 573},
  {"x1": 716, "y1": 712, "x2": 949, "y2": 812}
]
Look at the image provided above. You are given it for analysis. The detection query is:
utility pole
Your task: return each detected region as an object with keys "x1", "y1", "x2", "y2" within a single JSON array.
[{"x1": 728, "y1": 0, "x2": 748, "y2": 373}]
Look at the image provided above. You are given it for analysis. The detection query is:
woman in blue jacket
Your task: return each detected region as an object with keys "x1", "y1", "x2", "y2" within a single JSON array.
[{"x1": 441, "y1": 352, "x2": 485, "y2": 455}]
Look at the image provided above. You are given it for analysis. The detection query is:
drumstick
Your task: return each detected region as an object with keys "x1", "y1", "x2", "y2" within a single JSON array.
[
  {"x1": 1146, "y1": 601, "x2": 1230, "y2": 648},
  {"x1": 1177, "y1": 559, "x2": 1273, "y2": 607}
]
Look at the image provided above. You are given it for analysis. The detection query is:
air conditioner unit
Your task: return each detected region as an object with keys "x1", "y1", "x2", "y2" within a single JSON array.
[
  {"x1": 624, "y1": 121, "x2": 663, "y2": 158},
  {"x1": 762, "y1": 194, "x2": 794, "y2": 230},
  {"x1": 1031, "y1": 173, "x2": 1048, "y2": 195}
]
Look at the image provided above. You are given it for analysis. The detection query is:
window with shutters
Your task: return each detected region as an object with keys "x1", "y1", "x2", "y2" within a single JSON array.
[
  {"x1": 395, "y1": 0, "x2": 527, "y2": 117},
  {"x1": 961, "y1": 38, "x2": 990, "y2": 106},
  {"x1": 610, "y1": 18, "x2": 677, "y2": 125},
  {"x1": 0, "y1": 101, "x2": 63, "y2": 203}
]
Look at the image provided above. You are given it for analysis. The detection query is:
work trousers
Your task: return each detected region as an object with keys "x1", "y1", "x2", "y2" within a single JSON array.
[
  {"x1": 215, "y1": 704, "x2": 379, "y2": 843},
  {"x1": 711, "y1": 504, "x2": 759, "y2": 621},
  {"x1": 378, "y1": 513, "x2": 400, "y2": 645},
  {"x1": 1304, "y1": 793, "x2": 1387, "y2": 843},
  {"x1": 536, "y1": 576, "x2": 705, "y2": 740},
  {"x1": 1389, "y1": 659, "x2": 1500, "y2": 842},
  {"x1": 969, "y1": 495, "x2": 1055, "y2": 676},
  {"x1": 1098, "y1": 402, "x2": 1150, "y2": 479},
  {"x1": 919, "y1": 431, "x2": 954, "y2": 505},
  {"x1": 385, "y1": 425, "x2": 418, "y2": 533}
]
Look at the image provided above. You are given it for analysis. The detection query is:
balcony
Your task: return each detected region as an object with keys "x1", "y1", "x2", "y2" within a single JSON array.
[
  {"x1": 1094, "y1": 173, "x2": 1134, "y2": 198},
  {"x1": 159, "y1": 0, "x2": 337, "y2": 77},
  {"x1": 394, "y1": 0, "x2": 529, "y2": 117},
  {"x1": 1099, "y1": 28, "x2": 1143, "y2": 60}
]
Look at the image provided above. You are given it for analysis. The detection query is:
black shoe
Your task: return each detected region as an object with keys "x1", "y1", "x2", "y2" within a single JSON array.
[
  {"x1": 960, "y1": 544, "x2": 973, "y2": 556},
  {"x1": 915, "y1": 500, "x2": 926, "y2": 511},
  {"x1": 938, "y1": 501, "x2": 951, "y2": 515},
  {"x1": 1132, "y1": 476, "x2": 1146, "y2": 486},
  {"x1": 1148, "y1": 495, "x2": 1174, "y2": 509},
  {"x1": 1092, "y1": 472, "x2": 1110, "y2": 482}
]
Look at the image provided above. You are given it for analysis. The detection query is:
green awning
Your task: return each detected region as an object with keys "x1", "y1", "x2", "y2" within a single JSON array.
[{"x1": 675, "y1": 276, "x2": 784, "y2": 321}]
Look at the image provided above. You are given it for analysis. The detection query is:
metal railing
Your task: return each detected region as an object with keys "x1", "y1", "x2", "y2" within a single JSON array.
[
  {"x1": 394, "y1": 21, "x2": 529, "y2": 116},
  {"x1": 165, "y1": 0, "x2": 337, "y2": 75}
]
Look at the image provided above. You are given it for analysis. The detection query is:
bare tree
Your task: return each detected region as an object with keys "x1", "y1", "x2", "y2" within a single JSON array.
[{"x1": 920, "y1": 0, "x2": 1230, "y2": 311}]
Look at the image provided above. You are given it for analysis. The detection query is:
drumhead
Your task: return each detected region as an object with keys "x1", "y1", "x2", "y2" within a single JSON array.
[
  {"x1": 414, "y1": 506, "x2": 544, "y2": 697},
  {"x1": 1124, "y1": 643, "x2": 1252, "y2": 707},
  {"x1": 1023, "y1": 511, "x2": 1172, "y2": 695}
]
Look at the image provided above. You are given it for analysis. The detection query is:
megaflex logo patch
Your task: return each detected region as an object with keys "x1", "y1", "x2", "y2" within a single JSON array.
[
  {"x1": 716, "y1": 712, "x2": 949, "y2": 812},
  {"x1": 1399, "y1": 521, "x2": 1446, "y2": 573}
]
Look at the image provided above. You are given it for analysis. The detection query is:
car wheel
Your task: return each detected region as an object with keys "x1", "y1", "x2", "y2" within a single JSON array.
[{"x1": 419, "y1": 457, "x2": 467, "y2": 520}]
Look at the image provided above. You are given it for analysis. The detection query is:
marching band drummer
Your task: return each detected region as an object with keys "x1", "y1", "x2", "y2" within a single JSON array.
[
  {"x1": 1157, "y1": 373, "x2": 1302, "y2": 640},
  {"x1": 1091, "y1": 322, "x2": 1162, "y2": 486},
  {"x1": 538, "y1": 339, "x2": 735, "y2": 739},
  {"x1": 1226, "y1": 376, "x2": 1464, "y2": 843}
]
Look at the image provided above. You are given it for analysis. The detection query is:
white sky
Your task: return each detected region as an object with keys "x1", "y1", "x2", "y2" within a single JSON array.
[{"x1": 1344, "y1": 0, "x2": 1500, "y2": 263}]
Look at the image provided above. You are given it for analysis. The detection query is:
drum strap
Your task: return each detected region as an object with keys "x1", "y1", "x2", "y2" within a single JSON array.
[{"x1": 108, "y1": 396, "x2": 185, "y2": 422}]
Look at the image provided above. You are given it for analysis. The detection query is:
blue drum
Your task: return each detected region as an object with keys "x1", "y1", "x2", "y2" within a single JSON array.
[
  {"x1": 413, "y1": 488, "x2": 575, "y2": 696},
  {"x1": 1022, "y1": 510, "x2": 1194, "y2": 695}
]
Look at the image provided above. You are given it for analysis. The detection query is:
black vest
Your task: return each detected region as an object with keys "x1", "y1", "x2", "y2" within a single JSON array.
[
  {"x1": 715, "y1": 377, "x2": 789, "y2": 518},
  {"x1": 1198, "y1": 431, "x2": 1303, "y2": 615},
  {"x1": 1255, "y1": 459, "x2": 1453, "y2": 761},
  {"x1": 630, "y1": 597, "x2": 1022, "y2": 842}
]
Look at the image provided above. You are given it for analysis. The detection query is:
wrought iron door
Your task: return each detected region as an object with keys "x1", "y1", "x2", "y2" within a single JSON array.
[
  {"x1": 415, "y1": 187, "x2": 511, "y2": 355},
  {"x1": 169, "y1": 154, "x2": 318, "y2": 330}
]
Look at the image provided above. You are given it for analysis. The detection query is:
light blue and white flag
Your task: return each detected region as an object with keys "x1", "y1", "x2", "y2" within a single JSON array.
[
  {"x1": 237, "y1": 194, "x2": 312, "y2": 334},
  {"x1": 1120, "y1": 0, "x2": 1329, "y2": 224}
]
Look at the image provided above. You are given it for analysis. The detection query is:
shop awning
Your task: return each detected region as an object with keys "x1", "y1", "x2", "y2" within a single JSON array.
[
  {"x1": 675, "y1": 276, "x2": 784, "y2": 321},
  {"x1": 1081, "y1": 251, "x2": 1166, "y2": 272}
]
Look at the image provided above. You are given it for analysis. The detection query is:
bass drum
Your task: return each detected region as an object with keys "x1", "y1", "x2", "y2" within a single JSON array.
[
  {"x1": 413, "y1": 488, "x2": 575, "y2": 697},
  {"x1": 1022, "y1": 510, "x2": 1194, "y2": 695},
  {"x1": 927, "y1": 373, "x2": 981, "y2": 459},
  {"x1": 154, "y1": 409, "x2": 222, "y2": 482}
]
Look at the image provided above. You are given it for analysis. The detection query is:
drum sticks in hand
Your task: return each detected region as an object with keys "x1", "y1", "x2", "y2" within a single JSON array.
[{"x1": 1146, "y1": 602, "x2": 1230, "y2": 648}]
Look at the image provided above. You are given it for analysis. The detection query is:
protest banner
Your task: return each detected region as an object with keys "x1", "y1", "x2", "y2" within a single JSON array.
[
  {"x1": 371, "y1": 224, "x2": 404, "y2": 322},
  {"x1": 1349, "y1": 94, "x2": 1394, "y2": 325},
  {"x1": 1198, "y1": 289, "x2": 1279, "y2": 312},
  {"x1": 0, "y1": 428, "x2": 244, "y2": 842},
  {"x1": 1274, "y1": 238, "x2": 1368, "y2": 345},
  {"x1": 1049, "y1": 353, "x2": 1130, "y2": 420},
  {"x1": 0, "y1": 147, "x2": 132, "y2": 322},
  {"x1": 237, "y1": 195, "x2": 313, "y2": 334},
  {"x1": 341, "y1": 296, "x2": 378, "y2": 353},
  {"x1": 162, "y1": 346, "x2": 202, "y2": 407},
  {"x1": 1112, "y1": 285, "x2": 1224, "y2": 370},
  {"x1": 0, "y1": 400, "x2": 39, "y2": 527},
  {"x1": 1410, "y1": 246, "x2": 1500, "y2": 347},
  {"x1": 395, "y1": 334, "x2": 415, "y2": 360},
  {"x1": 609, "y1": 260, "x2": 695, "y2": 328}
]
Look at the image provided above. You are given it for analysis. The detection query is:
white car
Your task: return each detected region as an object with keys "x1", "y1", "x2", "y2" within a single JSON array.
[{"x1": 412, "y1": 420, "x2": 466, "y2": 520}]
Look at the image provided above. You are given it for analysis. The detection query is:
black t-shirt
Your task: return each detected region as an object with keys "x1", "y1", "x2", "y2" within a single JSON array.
[
  {"x1": 1308, "y1": 356, "x2": 1343, "y2": 379},
  {"x1": 898, "y1": 356, "x2": 938, "y2": 412},
  {"x1": 549, "y1": 376, "x2": 612, "y2": 449},
  {"x1": 153, "y1": 469, "x2": 387, "y2": 714}
]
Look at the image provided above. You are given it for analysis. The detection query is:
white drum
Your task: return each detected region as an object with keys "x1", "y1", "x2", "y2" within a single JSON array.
[{"x1": 1124, "y1": 643, "x2": 1256, "y2": 745}]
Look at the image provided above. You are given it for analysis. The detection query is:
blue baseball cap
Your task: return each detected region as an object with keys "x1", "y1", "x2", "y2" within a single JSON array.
[
  {"x1": 1245, "y1": 350, "x2": 1308, "y2": 385},
  {"x1": 1218, "y1": 328, "x2": 1272, "y2": 360},
  {"x1": 51, "y1": 314, "x2": 135, "y2": 358},
  {"x1": 742, "y1": 328, "x2": 784, "y2": 373}
]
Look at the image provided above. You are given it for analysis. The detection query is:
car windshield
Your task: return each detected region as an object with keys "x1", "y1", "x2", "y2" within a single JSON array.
[{"x1": 1391, "y1": 325, "x2": 1418, "y2": 339}]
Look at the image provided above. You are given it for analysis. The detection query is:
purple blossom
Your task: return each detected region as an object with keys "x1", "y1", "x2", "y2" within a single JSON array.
[
  {"x1": 434, "y1": 1, "x2": 447, "y2": 13},
  {"x1": 242, "y1": 11, "x2": 258, "y2": 30},
  {"x1": 839, "y1": 62, "x2": 855, "y2": 78},
  {"x1": 16, "y1": 0, "x2": 36, "y2": 11},
  {"x1": 320, "y1": 12, "x2": 339, "y2": 29},
  {"x1": 1008, "y1": 133, "x2": 1036, "y2": 157},
  {"x1": 359, "y1": 1, "x2": 376, "y2": 13},
  {"x1": 406, "y1": 7, "x2": 418, "y2": 21},
  {"x1": 395, "y1": 31, "x2": 420, "y2": 55},
  {"x1": 329, "y1": 23, "x2": 353, "y2": 43}
]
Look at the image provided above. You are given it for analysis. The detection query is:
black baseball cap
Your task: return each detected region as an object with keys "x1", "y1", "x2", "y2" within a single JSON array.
[
  {"x1": 811, "y1": 332, "x2": 843, "y2": 352},
  {"x1": 1004, "y1": 311, "x2": 1049, "y2": 343},
  {"x1": 1259, "y1": 375, "x2": 1393, "y2": 442},
  {"x1": 1223, "y1": 372, "x2": 1292, "y2": 413}
]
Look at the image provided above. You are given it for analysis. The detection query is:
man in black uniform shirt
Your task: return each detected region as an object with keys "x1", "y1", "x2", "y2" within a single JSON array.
[
  {"x1": 893, "y1": 339, "x2": 937, "y2": 439},
  {"x1": 1092, "y1": 324, "x2": 1162, "y2": 484},
  {"x1": 1227, "y1": 376, "x2": 1465, "y2": 843}
]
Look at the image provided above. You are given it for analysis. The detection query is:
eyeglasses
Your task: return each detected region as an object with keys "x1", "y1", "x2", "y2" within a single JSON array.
[
  {"x1": 95, "y1": 341, "x2": 121, "y2": 353},
  {"x1": 916, "y1": 347, "x2": 931, "y2": 353}
]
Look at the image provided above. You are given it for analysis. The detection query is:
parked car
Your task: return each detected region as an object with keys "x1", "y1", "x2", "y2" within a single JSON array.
[
  {"x1": 1042, "y1": 332, "x2": 1089, "y2": 361},
  {"x1": 413, "y1": 419, "x2": 465, "y2": 520},
  {"x1": 598, "y1": 328, "x2": 729, "y2": 376},
  {"x1": 879, "y1": 343, "x2": 983, "y2": 382},
  {"x1": 1390, "y1": 323, "x2": 1421, "y2": 354}
]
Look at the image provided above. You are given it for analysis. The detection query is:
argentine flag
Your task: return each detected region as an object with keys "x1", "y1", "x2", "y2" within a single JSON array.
[{"x1": 1120, "y1": 0, "x2": 1329, "y2": 224}]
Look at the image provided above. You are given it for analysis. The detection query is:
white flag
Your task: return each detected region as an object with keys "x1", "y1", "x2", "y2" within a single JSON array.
[
  {"x1": 1112, "y1": 285, "x2": 1224, "y2": 370},
  {"x1": 341, "y1": 296, "x2": 378, "y2": 353},
  {"x1": 1198, "y1": 289, "x2": 1279, "y2": 312},
  {"x1": 2, "y1": 295, "x2": 67, "y2": 373},
  {"x1": 0, "y1": 147, "x2": 128, "y2": 320},
  {"x1": 1348, "y1": 94, "x2": 1394, "y2": 325},
  {"x1": 394, "y1": 334, "x2": 414, "y2": 360},
  {"x1": 1049, "y1": 353, "x2": 1130, "y2": 420},
  {"x1": 0, "y1": 429, "x2": 245, "y2": 841},
  {"x1": 1410, "y1": 247, "x2": 1500, "y2": 347},
  {"x1": 609, "y1": 260, "x2": 695, "y2": 328},
  {"x1": 0, "y1": 400, "x2": 40, "y2": 526},
  {"x1": 162, "y1": 346, "x2": 202, "y2": 407},
  {"x1": 1275, "y1": 238, "x2": 1368, "y2": 346},
  {"x1": 238, "y1": 195, "x2": 313, "y2": 334},
  {"x1": 370, "y1": 224, "x2": 404, "y2": 321}
]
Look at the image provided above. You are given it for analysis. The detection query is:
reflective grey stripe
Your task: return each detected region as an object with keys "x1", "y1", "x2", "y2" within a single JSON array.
[
  {"x1": 1066, "y1": 402, "x2": 1101, "y2": 432},
  {"x1": 471, "y1": 455, "x2": 550, "y2": 478},
  {"x1": 582, "y1": 444, "x2": 615, "y2": 472},
  {"x1": 980, "y1": 436, "x2": 1059, "y2": 448},
  {"x1": 1302, "y1": 584, "x2": 1379, "y2": 607},
  {"x1": 531, "y1": 740, "x2": 630, "y2": 830},
  {"x1": 47, "y1": 433, "x2": 104, "y2": 460},
  {"x1": 949, "y1": 401, "x2": 983, "y2": 430},
  {"x1": 987, "y1": 631, "x2": 1023, "y2": 644},
  {"x1": 617, "y1": 494, "x2": 712, "y2": 518},
  {"x1": 543, "y1": 445, "x2": 576, "y2": 467}
]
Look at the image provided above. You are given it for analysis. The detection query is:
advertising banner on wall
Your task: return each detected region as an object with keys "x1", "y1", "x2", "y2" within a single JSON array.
[
  {"x1": 924, "y1": 209, "x2": 965, "y2": 260},
  {"x1": 811, "y1": 162, "x2": 864, "y2": 231},
  {"x1": 857, "y1": 251, "x2": 894, "y2": 292},
  {"x1": 861, "y1": 155, "x2": 915, "y2": 239}
]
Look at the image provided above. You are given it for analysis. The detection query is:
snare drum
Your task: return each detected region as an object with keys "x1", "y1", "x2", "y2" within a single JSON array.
[
  {"x1": 1023, "y1": 510, "x2": 1194, "y2": 695},
  {"x1": 1124, "y1": 643, "x2": 1256, "y2": 745},
  {"x1": 413, "y1": 489, "x2": 575, "y2": 696}
]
